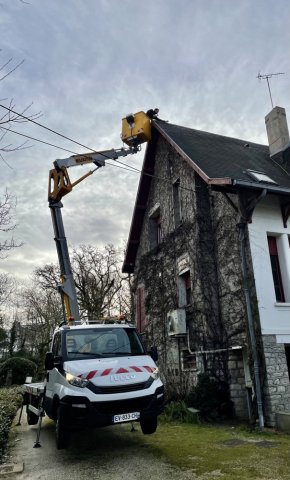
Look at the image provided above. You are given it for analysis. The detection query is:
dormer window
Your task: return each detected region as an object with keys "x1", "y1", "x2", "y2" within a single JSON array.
[{"x1": 246, "y1": 170, "x2": 276, "y2": 184}]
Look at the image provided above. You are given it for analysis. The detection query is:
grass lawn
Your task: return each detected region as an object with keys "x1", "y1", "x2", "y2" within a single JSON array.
[
  {"x1": 137, "y1": 419, "x2": 290, "y2": 480},
  {"x1": 1, "y1": 387, "x2": 290, "y2": 479}
]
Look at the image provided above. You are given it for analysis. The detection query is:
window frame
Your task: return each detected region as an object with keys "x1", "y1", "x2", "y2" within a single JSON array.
[
  {"x1": 172, "y1": 178, "x2": 182, "y2": 227},
  {"x1": 149, "y1": 206, "x2": 162, "y2": 249},
  {"x1": 178, "y1": 269, "x2": 192, "y2": 307},
  {"x1": 268, "y1": 236, "x2": 285, "y2": 303}
]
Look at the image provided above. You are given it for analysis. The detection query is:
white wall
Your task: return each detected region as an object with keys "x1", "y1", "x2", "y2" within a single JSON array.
[{"x1": 248, "y1": 196, "x2": 290, "y2": 335}]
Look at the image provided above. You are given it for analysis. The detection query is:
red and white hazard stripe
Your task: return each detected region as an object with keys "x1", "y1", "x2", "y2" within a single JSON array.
[{"x1": 78, "y1": 365, "x2": 155, "y2": 380}]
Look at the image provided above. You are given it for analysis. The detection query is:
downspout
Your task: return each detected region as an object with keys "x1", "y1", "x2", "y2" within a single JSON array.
[{"x1": 237, "y1": 221, "x2": 264, "y2": 429}]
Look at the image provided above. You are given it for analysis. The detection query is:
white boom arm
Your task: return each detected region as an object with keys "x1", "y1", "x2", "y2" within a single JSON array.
[{"x1": 54, "y1": 146, "x2": 139, "y2": 170}]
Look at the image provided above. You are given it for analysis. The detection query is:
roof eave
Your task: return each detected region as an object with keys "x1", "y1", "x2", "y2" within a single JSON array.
[{"x1": 232, "y1": 179, "x2": 290, "y2": 196}]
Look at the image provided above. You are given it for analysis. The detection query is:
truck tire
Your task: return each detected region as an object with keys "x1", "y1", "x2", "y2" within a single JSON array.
[
  {"x1": 140, "y1": 416, "x2": 157, "y2": 435},
  {"x1": 26, "y1": 406, "x2": 39, "y2": 426},
  {"x1": 56, "y1": 406, "x2": 70, "y2": 449}
]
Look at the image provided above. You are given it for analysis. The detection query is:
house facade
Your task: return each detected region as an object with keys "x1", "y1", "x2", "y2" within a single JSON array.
[{"x1": 123, "y1": 107, "x2": 290, "y2": 427}]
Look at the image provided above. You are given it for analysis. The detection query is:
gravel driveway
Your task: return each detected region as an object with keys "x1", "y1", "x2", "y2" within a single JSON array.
[{"x1": 5, "y1": 412, "x2": 194, "y2": 480}]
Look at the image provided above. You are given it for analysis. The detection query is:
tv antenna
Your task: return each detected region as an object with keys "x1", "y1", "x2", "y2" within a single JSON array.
[{"x1": 257, "y1": 72, "x2": 285, "y2": 109}]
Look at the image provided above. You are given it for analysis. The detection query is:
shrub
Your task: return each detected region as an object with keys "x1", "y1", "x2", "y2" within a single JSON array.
[
  {"x1": 162, "y1": 400, "x2": 199, "y2": 424},
  {"x1": 186, "y1": 372, "x2": 233, "y2": 420},
  {"x1": 0, "y1": 357, "x2": 37, "y2": 386},
  {"x1": 0, "y1": 387, "x2": 22, "y2": 463}
]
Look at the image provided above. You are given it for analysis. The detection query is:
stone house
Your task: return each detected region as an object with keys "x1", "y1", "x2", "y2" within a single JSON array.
[{"x1": 123, "y1": 106, "x2": 290, "y2": 427}]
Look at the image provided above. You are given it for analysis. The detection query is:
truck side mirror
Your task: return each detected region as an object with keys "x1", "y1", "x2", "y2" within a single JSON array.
[
  {"x1": 149, "y1": 346, "x2": 158, "y2": 362},
  {"x1": 45, "y1": 352, "x2": 54, "y2": 370}
]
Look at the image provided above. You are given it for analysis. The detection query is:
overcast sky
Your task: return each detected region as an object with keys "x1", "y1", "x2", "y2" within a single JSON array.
[{"x1": 0, "y1": 0, "x2": 289, "y2": 281}]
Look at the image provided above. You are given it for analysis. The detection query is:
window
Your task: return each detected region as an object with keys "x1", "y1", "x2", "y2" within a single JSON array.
[
  {"x1": 52, "y1": 333, "x2": 62, "y2": 356},
  {"x1": 246, "y1": 170, "x2": 276, "y2": 184},
  {"x1": 173, "y1": 179, "x2": 181, "y2": 227},
  {"x1": 284, "y1": 346, "x2": 290, "y2": 382},
  {"x1": 149, "y1": 207, "x2": 162, "y2": 248},
  {"x1": 268, "y1": 236, "x2": 285, "y2": 302},
  {"x1": 64, "y1": 328, "x2": 145, "y2": 360},
  {"x1": 178, "y1": 270, "x2": 192, "y2": 306},
  {"x1": 136, "y1": 285, "x2": 146, "y2": 333}
]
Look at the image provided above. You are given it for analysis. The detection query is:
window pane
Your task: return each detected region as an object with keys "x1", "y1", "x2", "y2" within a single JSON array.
[{"x1": 268, "y1": 236, "x2": 285, "y2": 302}]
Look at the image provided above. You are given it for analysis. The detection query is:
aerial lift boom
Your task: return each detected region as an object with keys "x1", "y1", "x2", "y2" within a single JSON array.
[{"x1": 48, "y1": 111, "x2": 152, "y2": 325}]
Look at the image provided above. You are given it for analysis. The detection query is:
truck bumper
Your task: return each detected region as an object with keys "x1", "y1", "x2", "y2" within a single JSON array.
[{"x1": 59, "y1": 385, "x2": 164, "y2": 430}]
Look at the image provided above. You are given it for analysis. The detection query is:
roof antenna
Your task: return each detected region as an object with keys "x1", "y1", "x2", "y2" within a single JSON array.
[{"x1": 257, "y1": 71, "x2": 285, "y2": 109}]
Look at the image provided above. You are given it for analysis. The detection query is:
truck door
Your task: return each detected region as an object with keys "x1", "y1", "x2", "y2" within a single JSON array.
[{"x1": 45, "y1": 332, "x2": 63, "y2": 409}]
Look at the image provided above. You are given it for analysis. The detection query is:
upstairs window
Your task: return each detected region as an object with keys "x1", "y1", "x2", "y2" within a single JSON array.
[
  {"x1": 173, "y1": 179, "x2": 181, "y2": 227},
  {"x1": 268, "y1": 236, "x2": 285, "y2": 302},
  {"x1": 178, "y1": 270, "x2": 192, "y2": 306},
  {"x1": 149, "y1": 206, "x2": 162, "y2": 249}
]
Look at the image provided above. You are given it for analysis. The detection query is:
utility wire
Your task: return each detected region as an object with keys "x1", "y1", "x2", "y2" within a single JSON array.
[
  {"x1": 0, "y1": 104, "x2": 197, "y2": 194},
  {"x1": 0, "y1": 103, "x2": 113, "y2": 160},
  {"x1": 0, "y1": 126, "x2": 78, "y2": 155}
]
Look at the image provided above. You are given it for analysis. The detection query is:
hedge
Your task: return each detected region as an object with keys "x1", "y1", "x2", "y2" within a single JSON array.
[
  {"x1": 0, "y1": 387, "x2": 22, "y2": 463},
  {"x1": 0, "y1": 357, "x2": 37, "y2": 387}
]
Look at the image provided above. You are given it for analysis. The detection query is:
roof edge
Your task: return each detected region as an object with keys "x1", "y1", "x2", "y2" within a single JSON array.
[{"x1": 153, "y1": 121, "x2": 211, "y2": 184}]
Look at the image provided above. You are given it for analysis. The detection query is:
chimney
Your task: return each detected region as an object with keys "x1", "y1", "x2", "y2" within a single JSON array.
[{"x1": 265, "y1": 106, "x2": 290, "y2": 157}]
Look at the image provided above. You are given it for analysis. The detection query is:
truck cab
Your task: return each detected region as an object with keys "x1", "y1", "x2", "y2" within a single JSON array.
[{"x1": 44, "y1": 322, "x2": 164, "y2": 447}]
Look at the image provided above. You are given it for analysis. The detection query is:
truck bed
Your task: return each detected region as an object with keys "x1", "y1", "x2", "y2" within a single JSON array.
[{"x1": 23, "y1": 382, "x2": 45, "y2": 396}]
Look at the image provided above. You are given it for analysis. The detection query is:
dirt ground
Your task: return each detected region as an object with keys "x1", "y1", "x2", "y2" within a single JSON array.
[{"x1": 2, "y1": 411, "x2": 194, "y2": 480}]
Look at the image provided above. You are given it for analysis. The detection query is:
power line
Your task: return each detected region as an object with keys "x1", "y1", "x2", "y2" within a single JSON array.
[
  {"x1": 0, "y1": 105, "x2": 136, "y2": 166},
  {"x1": 0, "y1": 126, "x2": 79, "y2": 155},
  {"x1": 106, "y1": 161, "x2": 196, "y2": 194},
  {"x1": 0, "y1": 104, "x2": 197, "y2": 194},
  {"x1": 0, "y1": 103, "x2": 112, "y2": 160}
]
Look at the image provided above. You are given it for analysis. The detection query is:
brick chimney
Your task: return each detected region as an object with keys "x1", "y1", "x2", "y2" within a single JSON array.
[{"x1": 265, "y1": 106, "x2": 290, "y2": 157}]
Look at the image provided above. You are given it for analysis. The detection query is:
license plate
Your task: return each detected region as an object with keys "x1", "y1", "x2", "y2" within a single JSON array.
[{"x1": 113, "y1": 412, "x2": 140, "y2": 423}]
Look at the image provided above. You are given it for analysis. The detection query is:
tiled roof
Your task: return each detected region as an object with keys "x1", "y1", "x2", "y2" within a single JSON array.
[{"x1": 155, "y1": 121, "x2": 290, "y2": 189}]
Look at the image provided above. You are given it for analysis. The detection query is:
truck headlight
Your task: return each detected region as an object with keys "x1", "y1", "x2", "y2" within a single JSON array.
[
  {"x1": 65, "y1": 372, "x2": 89, "y2": 388},
  {"x1": 151, "y1": 367, "x2": 159, "y2": 380}
]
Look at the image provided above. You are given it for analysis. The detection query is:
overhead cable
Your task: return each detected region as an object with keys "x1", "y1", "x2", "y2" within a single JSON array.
[{"x1": 0, "y1": 104, "x2": 196, "y2": 194}]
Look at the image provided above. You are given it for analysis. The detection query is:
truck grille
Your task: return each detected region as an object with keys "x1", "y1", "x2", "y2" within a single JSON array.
[
  {"x1": 87, "y1": 377, "x2": 153, "y2": 395},
  {"x1": 92, "y1": 395, "x2": 154, "y2": 415}
]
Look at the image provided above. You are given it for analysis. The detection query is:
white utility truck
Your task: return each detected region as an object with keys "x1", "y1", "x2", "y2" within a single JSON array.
[
  {"x1": 20, "y1": 111, "x2": 165, "y2": 449},
  {"x1": 22, "y1": 320, "x2": 164, "y2": 449}
]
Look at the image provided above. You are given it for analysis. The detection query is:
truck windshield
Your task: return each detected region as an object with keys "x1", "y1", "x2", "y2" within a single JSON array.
[{"x1": 65, "y1": 327, "x2": 145, "y2": 360}]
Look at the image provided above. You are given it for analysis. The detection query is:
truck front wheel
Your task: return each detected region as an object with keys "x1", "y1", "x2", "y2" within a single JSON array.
[
  {"x1": 140, "y1": 416, "x2": 157, "y2": 434},
  {"x1": 56, "y1": 406, "x2": 70, "y2": 449}
]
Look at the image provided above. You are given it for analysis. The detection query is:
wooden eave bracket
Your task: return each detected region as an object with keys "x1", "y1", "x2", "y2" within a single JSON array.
[
  {"x1": 280, "y1": 199, "x2": 290, "y2": 228},
  {"x1": 237, "y1": 188, "x2": 267, "y2": 224}
]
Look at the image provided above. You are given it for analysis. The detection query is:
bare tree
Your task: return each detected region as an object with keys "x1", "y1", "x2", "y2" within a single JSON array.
[
  {"x1": 34, "y1": 244, "x2": 133, "y2": 322},
  {"x1": 0, "y1": 272, "x2": 16, "y2": 306},
  {"x1": 0, "y1": 51, "x2": 41, "y2": 166},
  {"x1": 20, "y1": 284, "x2": 63, "y2": 364},
  {"x1": 72, "y1": 244, "x2": 125, "y2": 320},
  {"x1": 0, "y1": 189, "x2": 23, "y2": 257}
]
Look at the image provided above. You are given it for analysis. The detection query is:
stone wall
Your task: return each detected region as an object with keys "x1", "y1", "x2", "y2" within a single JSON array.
[
  {"x1": 228, "y1": 350, "x2": 249, "y2": 420},
  {"x1": 132, "y1": 134, "x2": 256, "y2": 419},
  {"x1": 262, "y1": 335, "x2": 290, "y2": 426}
]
